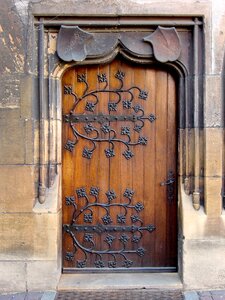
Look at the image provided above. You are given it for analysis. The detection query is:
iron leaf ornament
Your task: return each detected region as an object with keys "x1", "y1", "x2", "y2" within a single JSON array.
[
  {"x1": 57, "y1": 26, "x2": 94, "y2": 62},
  {"x1": 63, "y1": 70, "x2": 157, "y2": 160},
  {"x1": 63, "y1": 187, "x2": 156, "y2": 268},
  {"x1": 143, "y1": 26, "x2": 181, "y2": 63}
]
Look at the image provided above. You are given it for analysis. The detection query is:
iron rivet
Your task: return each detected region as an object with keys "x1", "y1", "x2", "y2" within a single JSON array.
[
  {"x1": 84, "y1": 227, "x2": 87, "y2": 231},
  {"x1": 85, "y1": 117, "x2": 89, "y2": 120},
  {"x1": 94, "y1": 117, "x2": 97, "y2": 120}
]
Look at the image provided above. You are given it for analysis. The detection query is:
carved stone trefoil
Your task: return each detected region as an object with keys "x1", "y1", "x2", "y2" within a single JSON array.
[
  {"x1": 143, "y1": 26, "x2": 181, "y2": 63},
  {"x1": 56, "y1": 26, "x2": 154, "y2": 62},
  {"x1": 57, "y1": 26, "x2": 94, "y2": 62}
]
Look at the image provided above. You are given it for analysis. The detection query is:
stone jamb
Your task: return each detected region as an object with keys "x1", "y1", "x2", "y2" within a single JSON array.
[{"x1": 33, "y1": 14, "x2": 205, "y2": 287}]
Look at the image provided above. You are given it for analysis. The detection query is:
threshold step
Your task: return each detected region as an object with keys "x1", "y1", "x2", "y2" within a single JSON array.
[{"x1": 58, "y1": 273, "x2": 182, "y2": 291}]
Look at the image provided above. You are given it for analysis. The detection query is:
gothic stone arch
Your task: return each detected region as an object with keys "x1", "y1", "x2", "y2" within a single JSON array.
[{"x1": 34, "y1": 16, "x2": 204, "y2": 273}]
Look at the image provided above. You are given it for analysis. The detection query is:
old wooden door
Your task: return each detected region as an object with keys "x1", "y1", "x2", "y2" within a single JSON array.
[{"x1": 62, "y1": 59, "x2": 177, "y2": 272}]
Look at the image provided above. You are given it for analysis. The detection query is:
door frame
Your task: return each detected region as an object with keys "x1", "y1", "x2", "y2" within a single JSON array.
[
  {"x1": 34, "y1": 16, "x2": 204, "y2": 279},
  {"x1": 61, "y1": 61, "x2": 178, "y2": 273}
]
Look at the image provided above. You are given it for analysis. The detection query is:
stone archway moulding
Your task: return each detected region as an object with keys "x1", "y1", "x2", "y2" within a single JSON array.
[{"x1": 35, "y1": 16, "x2": 204, "y2": 211}]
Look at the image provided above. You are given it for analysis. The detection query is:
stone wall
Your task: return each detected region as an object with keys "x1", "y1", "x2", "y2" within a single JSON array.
[{"x1": 0, "y1": 0, "x2": 225, "y2": 292}]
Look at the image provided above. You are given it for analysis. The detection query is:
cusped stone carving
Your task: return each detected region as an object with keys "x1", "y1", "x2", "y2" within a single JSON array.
[{"x1": 143, "y1": 26, "x2": 181, "y2": 63}]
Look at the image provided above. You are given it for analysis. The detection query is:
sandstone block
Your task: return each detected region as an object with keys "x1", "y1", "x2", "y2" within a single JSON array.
[
  {"x1": 183, "y1": 239, "x2": 225, "y2": 289},
  {"x1": 204, "y1": 76, "x2": 222, "y2": 127},
  {"x1": 0, "y1": 110, "x2": 25, "y2": 164},
  {"x1": 32, "y1": 0, "x2": 210, "y2": 19},
  {"x1": 0, "y1": 212, "x2": 60, "y2": 261},
  {"x1": 181, "y1": 183, "x2": 225, "y2": 239},
  {"x1": 204, "y1": 128, "x2": 223, "y2": 177},
  {"x1": 0, "y1": 262, "x2": 26, "y2": 293},
  {"x1": 0, "y1": 165, "x2": 35, "y2": 213},
  {"x1": 26, "y1": 260, "x2": 61, "y2": 291},
  {"x1": 212, "y1": 0, "x2": 225, "y2": 74},
  {"x1": 204, "y1": 177, "x2": 222, "y2": 217}
]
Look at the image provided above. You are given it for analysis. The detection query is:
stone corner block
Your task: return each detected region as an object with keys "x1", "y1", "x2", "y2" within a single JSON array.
[
  {"x1": 0, "y1": 212, "x2": 61, "y2": 261},
  {"x1": 0, "y1": 165, "x2": 35, "y2": 213},
  {"x1": 204, "y1": 177, "x2": 222, "y2": 217},
  {"x1": 26, "y1": 261, "x2": 61, "y2": 291},
  {"x1": 204, "y1": 77, "x2": 222, "y2": 127},
  {"x1": 204, "y1": 128, "x2": 223, "y2": 177},
  {"x1": 182, "y1": 239, "x2": 225, "y2": 290},
  {"x1": 0, "y1": 262, "x2": 26, "y2": 293},
  {"x1": 0, "y1": 112, "x2": 25, "y2": 164}
]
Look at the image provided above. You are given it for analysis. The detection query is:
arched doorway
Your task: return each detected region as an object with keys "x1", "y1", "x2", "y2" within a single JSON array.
[{"x1": 61, "y1": 58, "x2": 177, "y2": 272}]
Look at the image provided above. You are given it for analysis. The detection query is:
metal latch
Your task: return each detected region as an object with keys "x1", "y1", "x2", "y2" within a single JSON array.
[
  {"x1": 160, "y1": 177, "x2": 175, "y2": 186},
  {"x1": 160, "y1": 171, "x2": 175, "y2": 203}
]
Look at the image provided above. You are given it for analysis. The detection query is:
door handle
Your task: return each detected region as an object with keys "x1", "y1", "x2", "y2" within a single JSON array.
[
  {"x1": 160, "y1": 171, "x2": 176, "y2": 203},
  {"x1": 160, "y1": 178, "x2": 175, "y2": 186},
  {"x1": 160, "y1": 171, "x2": 175, "y2": 186}
]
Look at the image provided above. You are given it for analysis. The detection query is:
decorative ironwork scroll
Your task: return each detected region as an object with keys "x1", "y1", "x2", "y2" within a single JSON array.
[
  {"x1": 63, "y1": 187, "x2": 156, "y2": 268},
  {"x1": 63, "y1": 70, "x2": 156, "y2": 160}
]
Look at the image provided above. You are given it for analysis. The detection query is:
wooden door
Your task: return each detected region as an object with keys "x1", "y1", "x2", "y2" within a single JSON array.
[{"x1": 62, "y1": 59, "x2": 177, "y2": 272}]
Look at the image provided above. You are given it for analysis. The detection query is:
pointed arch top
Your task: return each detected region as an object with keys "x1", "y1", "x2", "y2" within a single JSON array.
[{"x1": 36, "y1": 16, "x2": 204, "y2": 213}]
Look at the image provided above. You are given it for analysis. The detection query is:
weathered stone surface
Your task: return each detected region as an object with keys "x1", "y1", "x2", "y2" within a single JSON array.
[
  {"x1": 33, "y1": 174, "x2": 61, "y2": 213},
  {"x1": 204, "y1": 76, "x2": 222, "y2": 127},
  {"x1": 181, "y1": 184, "x2": 225, "y2": 239},
  {"x1": 0, "y1": 0, "x2": 225, "y2": 293},
  {"x1": 32, "y1": 0, "x2": 210, "y2": 17},
  {"x1": 0, "y1": 110, "x2": 26, "y2": 164},
  {"x1": 204, "y1": 128, "x2": 223, "y2": 177},
  {"x1": 26, "y1": 260, "x2": 61, "y2": 291},
  {"x1": 204, "y1": 177, "x2": 223, "y2": 217},
  {"x1": 0, "y1": 262, "x2": 26, "y2": 292},
  {"x1": 0, "y1": 1, "x2": 25, "y2": 74},
  {"x1": 0, "y1": 212, "x2": 60, "y2": 261},
  {"x1": 183, "y1": 239, "x2": 225, "y2": 289},
  {"x1": 212, "y1": 0, "x2": 225, "y2": 74},
  {"x1": 0, "y1": 165, "x2": 35, "y2": 213},
  {"x1": 58, "y1": 273, "x2": 182, "y2": 290},
  {"x1": 0, "y1": 0, "x2": 25, "y2": 108},
  {"x1": 0, "y1": 74, "x2": 21, "y2": 108},
  {"x1": 20, "y1": 75, "x2": 39, "y2": 121},
  {"x1": 23, "y1": 119, "x2": 35, "y2": 165}
]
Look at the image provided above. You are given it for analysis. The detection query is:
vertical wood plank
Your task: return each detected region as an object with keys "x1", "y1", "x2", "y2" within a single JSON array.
[
  {"x1": 154, "y1": 69, "x2": 168, "y2": 266},
  {"x1": 62, "y1": 59, "x2": 177, "y2": 270},
  {"x1": 166, "y1": 72, "x2": 177, "y2": 266}
]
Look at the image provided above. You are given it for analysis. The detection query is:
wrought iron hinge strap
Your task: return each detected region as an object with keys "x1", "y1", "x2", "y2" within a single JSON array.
[
  {"x1": 63, "y1": 70, "x2": 156, "y2": 160},
  {"x1": 64, "y1": 113, "x2": 138, "y2": 123},
  {"x1": 64, "y1": 224, "x2": 156, "y2": 234},
  {"x1": 63, "y1": 187, "x2": 156, "y2": 268}
]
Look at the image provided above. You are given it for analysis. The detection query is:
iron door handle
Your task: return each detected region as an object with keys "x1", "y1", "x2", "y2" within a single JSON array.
[
  {"x1": 160, "y1": 171, "x2": 176, "y2": 203},
  {"x1": 160, "y1": 178, "x2": 175, "y2": 186}
]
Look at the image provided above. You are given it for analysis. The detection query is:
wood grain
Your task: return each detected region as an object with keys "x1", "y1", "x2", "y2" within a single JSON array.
[{"x1": 62, "y1": 59, "x2": 177, "y2": 270}]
